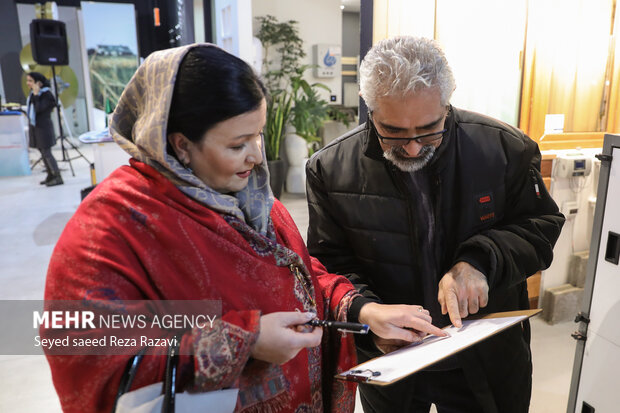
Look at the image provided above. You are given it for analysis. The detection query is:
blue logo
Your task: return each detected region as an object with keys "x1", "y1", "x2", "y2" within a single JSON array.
[{"x1": 323, "y1": 49, "x2": 337, "y2": 67}]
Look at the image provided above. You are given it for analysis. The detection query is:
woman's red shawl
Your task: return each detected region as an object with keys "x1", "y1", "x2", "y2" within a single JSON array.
[{"x1": 44, "y1": 160, "x2": 357, "y2": 412}]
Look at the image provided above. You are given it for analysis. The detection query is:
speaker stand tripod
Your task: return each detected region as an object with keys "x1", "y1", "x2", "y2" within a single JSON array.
[{"x1": 50, "y1": 65, "x2": 92, "y2": 177}]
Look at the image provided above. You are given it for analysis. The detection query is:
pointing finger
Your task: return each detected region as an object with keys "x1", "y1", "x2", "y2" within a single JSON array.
[
  {"x1": 383, "y1": 325, "x2": 421, "y2": 342},
  {"x1": 406, "y1": 317, "x2": 448, "y2": 337},
  {"x1": 445, "y1": 290, "x2": 462, "y2": 328}
]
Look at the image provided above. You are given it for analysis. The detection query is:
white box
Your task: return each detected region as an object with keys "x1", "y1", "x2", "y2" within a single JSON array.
[{"x1": 0, "y1": 112, "x2": 30, "y2": 176}]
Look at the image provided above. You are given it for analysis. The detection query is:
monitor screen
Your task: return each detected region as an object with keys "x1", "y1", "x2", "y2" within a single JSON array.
[{"x1": 574, "y1": 159, "x2": 586, "y2": 170}]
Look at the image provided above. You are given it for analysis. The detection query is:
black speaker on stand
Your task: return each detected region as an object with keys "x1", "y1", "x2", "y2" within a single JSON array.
[
  {"x1": 30, "y1": 19, "x2": 68, "y2": 66},
  {"x1": 29, "y1": 19, "x2": 92, "y2": 178}
]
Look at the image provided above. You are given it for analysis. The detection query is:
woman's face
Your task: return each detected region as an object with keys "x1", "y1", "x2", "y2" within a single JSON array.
[
  {"x1": 26, "y1": 76, "x2": 36, "y2": 90},
  {"x1": 179, "y1": 99, "x2": 266, "y2": 193}
]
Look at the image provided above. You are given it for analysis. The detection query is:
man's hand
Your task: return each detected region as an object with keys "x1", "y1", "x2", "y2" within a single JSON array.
[
  {"x1": 251, "y1": 312, "x2": 322, "y2": 365},
  {"x1": 437, "y1": 261, "x2": 489, "y2": 328},
  {"x1": 359, "y1": 302, "x2": 447, "y2": 353}
]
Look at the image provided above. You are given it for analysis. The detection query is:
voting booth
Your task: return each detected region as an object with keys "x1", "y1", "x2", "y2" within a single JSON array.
[{"x1": 568, "y1": 134, "x2": 620, "y2": 412}]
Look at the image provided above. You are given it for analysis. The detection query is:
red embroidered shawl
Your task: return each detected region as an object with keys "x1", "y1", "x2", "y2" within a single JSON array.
[{"x1": 44, "y1": 160, "x2": 357, "y2": 412}]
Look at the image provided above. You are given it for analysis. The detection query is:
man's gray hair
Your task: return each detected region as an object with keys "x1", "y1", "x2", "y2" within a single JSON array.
[{"x1": 359, "y1": 36, "x2": 456, "y2": 110}]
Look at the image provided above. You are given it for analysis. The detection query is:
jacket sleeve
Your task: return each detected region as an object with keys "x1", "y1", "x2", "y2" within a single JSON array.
[
  {"x1": 32, "y1": 91, "x2": 56, "y2": 114},
  {"x1": 306, "y1": 157, "x2": 380, "y2": 322},
  {"x1": 454, "y1": 136, "x2": 565, "y2": 291}
]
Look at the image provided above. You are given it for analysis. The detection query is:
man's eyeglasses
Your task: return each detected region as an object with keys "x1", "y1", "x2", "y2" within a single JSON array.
[{"x1": 369, "y1": 113, "x2": 447, "y2": 147}]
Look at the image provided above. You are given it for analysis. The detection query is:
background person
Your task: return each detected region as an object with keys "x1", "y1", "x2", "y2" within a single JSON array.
[
  {"x1": 306, "y1": 36, "x2": 565, "y2": 412},
  {"x1": 26, "y1": 71, "x2": 63, "y2": 186},
  {"x1": 43, "y1": 44, "x2": 444, "y2": 413}
]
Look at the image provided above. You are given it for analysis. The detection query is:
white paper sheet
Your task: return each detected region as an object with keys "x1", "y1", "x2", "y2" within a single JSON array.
[{"x1": 339, "y1": 315, "x2": 527, "y2": 384}]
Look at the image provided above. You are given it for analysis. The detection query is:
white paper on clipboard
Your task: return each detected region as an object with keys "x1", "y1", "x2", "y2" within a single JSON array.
[{"x1": 337, "y1": 309, "x2": 541, "y2": 385}]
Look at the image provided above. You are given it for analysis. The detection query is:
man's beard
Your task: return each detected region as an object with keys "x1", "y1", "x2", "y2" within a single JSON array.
[{"x1": 383, "y1": 144, "x2": 436, "y2": 172}]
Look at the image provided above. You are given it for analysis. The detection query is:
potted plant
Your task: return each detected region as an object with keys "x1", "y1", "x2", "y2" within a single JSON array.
[
  {"x1": 282, "y1": 70, "x2": 328, "y2": 193},
  {"x1": 289, "y1": 70, "x2": 331, "y2": 154},
  {"x1": 255, "y1": 15, "x2": 303, "y2": 197},
  {"x1": 256, "y1": 15, "x2": 348, "y2": 196}
]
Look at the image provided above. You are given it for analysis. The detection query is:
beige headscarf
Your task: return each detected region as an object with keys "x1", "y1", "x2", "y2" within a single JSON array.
[{"x1": 109, "y1": 44, "x2": 274, "y2": 236}]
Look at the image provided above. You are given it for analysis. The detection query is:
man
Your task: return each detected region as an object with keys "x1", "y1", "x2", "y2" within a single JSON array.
[{"x1": 306, "y1": 36, "x2": 564, "y2": 412}]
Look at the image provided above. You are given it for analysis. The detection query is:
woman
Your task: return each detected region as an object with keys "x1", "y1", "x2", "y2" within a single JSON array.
[
  {"x1": 26, "y1": 72, "x2": 63, "y2": 186},
  {"x1": 44, "y1": 45, "x2": 443, "y2": 412}
]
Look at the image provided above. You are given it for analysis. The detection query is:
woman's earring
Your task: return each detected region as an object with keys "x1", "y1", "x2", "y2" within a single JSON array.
[{"x1": 182, "y1": 159, "x2": 193, "y2": 174}]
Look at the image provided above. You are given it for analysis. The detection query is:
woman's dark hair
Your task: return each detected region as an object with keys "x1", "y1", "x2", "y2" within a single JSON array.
[
  {"x1": 28, "y1": 71, "x2": 50, "y2": 88},
  {"x1": 167, "y1": 46, "x2": 267, "y2": 142}
]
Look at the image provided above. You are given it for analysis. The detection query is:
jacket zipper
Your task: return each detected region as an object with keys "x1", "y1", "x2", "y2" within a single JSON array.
[
  {"x1": 386, "y1": 163, "x2": 421, "y2": 274},
  {"x1": 432, "y1": 175, "x2": 444, "y2": 274}
]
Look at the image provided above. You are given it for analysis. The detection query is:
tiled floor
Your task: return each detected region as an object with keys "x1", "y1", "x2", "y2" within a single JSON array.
[{"x1": 0, "y1": 146, "x2": 577, "y2": 412}]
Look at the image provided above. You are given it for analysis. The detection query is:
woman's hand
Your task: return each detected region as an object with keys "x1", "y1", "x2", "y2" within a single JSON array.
[
  {"x1": 251, "y1": 311, "x2": 322, "y2": 365},
  {"x1": 358, "y1": 302, "x2": 447, "y2": 353}
]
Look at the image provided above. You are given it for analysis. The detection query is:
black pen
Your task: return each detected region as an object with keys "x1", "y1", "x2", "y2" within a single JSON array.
[{"x1": 306, "y1": 319, "x2": 369, "y2": 334}]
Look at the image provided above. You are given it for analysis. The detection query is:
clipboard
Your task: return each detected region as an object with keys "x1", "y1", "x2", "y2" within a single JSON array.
[{"x1": 336, "y1": 309, "x2": 541, "y2": 385}]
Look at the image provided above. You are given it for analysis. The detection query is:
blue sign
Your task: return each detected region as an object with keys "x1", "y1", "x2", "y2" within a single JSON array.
[{"x1": 323, "y1": 49, "x2": 337, "y2": 67}]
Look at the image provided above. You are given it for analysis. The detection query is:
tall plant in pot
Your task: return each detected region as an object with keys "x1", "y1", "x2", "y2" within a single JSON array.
[
  {"x1": 285, "y1": 70, "x2": 352, "y2": 193},
  {"x1": 256, "y1": 15, "x2": 303, "y2": 198},
  {"x1": 264, "y1": 91, "x2": 292, "y2": 198},
  {"x1": 285, "y1": 73, "x2": 330, "y2": 193},
  {"x1": 256, "y1": 15, "x2": 341, "y2": 197}
]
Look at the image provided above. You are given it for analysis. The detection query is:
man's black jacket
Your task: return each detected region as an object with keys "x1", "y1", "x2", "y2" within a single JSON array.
[{"x1": 305, "y1": 107, "x2": 565, "y2": 412}]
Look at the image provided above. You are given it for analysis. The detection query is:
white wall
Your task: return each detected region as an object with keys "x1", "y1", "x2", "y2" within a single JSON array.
[
  {"x1": 373, "y1": 0, "x2": 435, "y2": 41},
  {"x1": 542, "y1": 148, "x2": 602, "y2": 294},
  {"x1": 436, "y1": 0, "x2": 526, "y2": 127},
  {"x1": 252, "y1": 0, "x2": 343, "y2": 104},
  {"x1": 193, "y1": 0, "x2": 206, "y2": 43},
  {"x1": 215, "y1": 0, "x2": 255, "y2": 64}
]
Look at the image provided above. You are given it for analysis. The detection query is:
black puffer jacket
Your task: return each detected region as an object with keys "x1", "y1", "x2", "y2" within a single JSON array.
[{"x1": 306, "y1": 107, "x2": 565, "y2": 412}]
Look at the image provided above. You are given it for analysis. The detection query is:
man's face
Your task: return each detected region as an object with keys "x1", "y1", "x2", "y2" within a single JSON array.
[{"x1": 371, "y1": 87, "x2": 447, "y2": 172}]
